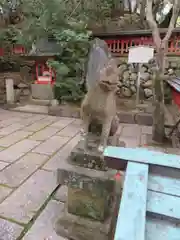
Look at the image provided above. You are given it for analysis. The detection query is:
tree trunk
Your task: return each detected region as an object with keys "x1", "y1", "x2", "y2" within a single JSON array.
[
  {"x1": 152, "y1": 69, "x2": 165, "y2": 143},
  {"x1": 152, "y1": 46, "x2": 166, "y2": 143}
]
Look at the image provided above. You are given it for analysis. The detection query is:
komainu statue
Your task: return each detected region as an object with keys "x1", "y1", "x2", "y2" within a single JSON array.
[{"x1": 81, "y1": 38, "x2": 120, "y2": 153}]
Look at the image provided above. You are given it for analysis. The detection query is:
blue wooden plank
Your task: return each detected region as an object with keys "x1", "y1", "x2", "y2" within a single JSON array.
[
  {"x1": 148, "y1": 173, "x2": 180, "y2": 197},
  {"x1": 146, "y1": 216, "x2": 180, "y2": 240},
  {"x1": 147, "y1": 190, "x2": 180, "y2": 220},
  {"x1": 114, "y1": 161, "x2": 148, "y2": 240},
  {"x1": 104, "y1": 147, "x2": 180, "y2": 170}
]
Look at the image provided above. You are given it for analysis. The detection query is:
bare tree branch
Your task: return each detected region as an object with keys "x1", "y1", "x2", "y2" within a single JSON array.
[
  {"x1": 163, "y1": 0, "x2": 180, "y2": 43},
  {"x1": 127, "y1": 0, "x2": 132, "y2": 13},
  {"x1": 146, "y1": 0, "x2": 161, "y2": 47},
  {"x1": 140, "y1": 0, "x2": 146, "y2": 21}
]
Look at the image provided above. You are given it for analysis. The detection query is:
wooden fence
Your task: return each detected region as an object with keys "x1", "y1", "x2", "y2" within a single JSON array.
[{"x1": 105, "y1": 36, "x2": 180, "y2": 56}]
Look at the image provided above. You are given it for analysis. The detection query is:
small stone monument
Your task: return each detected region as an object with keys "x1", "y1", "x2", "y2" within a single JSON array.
[
  {"x1": 6, "y1": 78, "x2": 15, "y2": 104},
  {"x1": 55, "y1": 39, "x2": 124, "y2": 240}
]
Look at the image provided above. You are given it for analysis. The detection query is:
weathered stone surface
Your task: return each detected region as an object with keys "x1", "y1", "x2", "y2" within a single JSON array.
[
  {"x1": 54, "y1": 185, "x2": 68, "y2": 203},
  {"x1": 57, "y1": 169, "x2": 114, "y2": 221},
  {"x1": 0, "y1": 186, "x2": 12, "y2": 203},
  {"x1": 121, "y1": 86, "x2": 132, "y2": 97},
  {"x1": 70, "y1": 140, "x2": 106, "y2": 170},
  {"x1": 0, "y1": 170, "x2": 57, "y2": 224},
  {"x1": 0, "y1": 117, "x2": 22, "y2": 128},
  {"x1": 32, "y1": 135, "x2": 70, "y2": 155},
  {"x1": 121, "y1": 124, "x2": 141, "y2": 137},
  {"x1": 13, "y1": 105, "x2": 49, "y2": 114},
  {"x1": 68, "y1": 187, "x2": 110, "y2": 221},
  {"x1": 119, "y1": 136, "x2": 140, "y2": 147},
  {"x1": 50, "y1": 118, "x2": 75, "y2": 129},
  {"x1": 142, "y1": 79, "x2": 153, "y2": 88},
  {"x1": 31, "y1": 83, "x2": 54, "y2": 100},
  {"x1": 0, "y1": 123, "x2": 24, "y2": 136},
  {"x1": 0, "y1": 130, "x2": 31, "y2": 147},
  {"x1": 141, "y1": 126, "x2": 153, "y2": 134},
  {"x1": 57, "y1": 124, "x2": 81, "y2": 137},
  {"x1": 42, "y1": 135, "x2": 81, "y2": 171},
  {"x1": 70, "y1": 132, "x2": 124, "y2": 170},
  {"x1": 48, "y1": 105, "x2": 80, "y2": 118},
  {"x1": 117, "y1": 111, "x2": 135, "y2": 124},
  {"x1": 29, "y1": 127, "x2": 59, "y2": 141},
  {"x1": 24, "y1": 119, "x2": 54, "y2": 132},
  {"x1": 0, "y1": 218, "x2": 23, "y2": 240},
  {"x1": 136, "y1": 113, "x2": 153, "y2": 126},
  {"x1": 55, "y1": 209, "x2": 112, "y2": 240},
  {"x1": 0, "y1": 161, "x2": 9, "y2": 170},
  {"x1": 17, "y1": 115, "x2": 46, "y2": 126},
  {"x1": 0, "y1": 139, "x2": 40, "y2": 162},
  {"x1": 144, "y1": 88, "x2": 153, "y2": 98},
  {"x1": 23, "y1": 200, "x2": 66, "y2": 240},
  {"x1": 0, "y1": 153, "x2": 49, "y2": 187}
]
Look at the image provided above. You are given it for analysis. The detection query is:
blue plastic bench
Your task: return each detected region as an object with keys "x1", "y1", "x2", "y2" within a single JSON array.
[{"x1": 104, "y1": 147, "x2": 180, "y2": 240}]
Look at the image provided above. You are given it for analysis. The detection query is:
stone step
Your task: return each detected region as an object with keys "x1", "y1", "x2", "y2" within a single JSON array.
[{"x1": 29, "y1": 98, "x2": 51, "y2": 106}]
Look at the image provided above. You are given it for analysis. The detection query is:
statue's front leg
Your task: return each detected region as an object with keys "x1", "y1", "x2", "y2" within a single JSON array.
[{"x1": 98, "y1": 118, "x2": 112, "y2": 153}]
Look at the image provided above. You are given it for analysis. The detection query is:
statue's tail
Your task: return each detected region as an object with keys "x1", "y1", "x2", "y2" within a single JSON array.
[{"x1": 85, "y1": 38, "x2": 111, "y2": 91}]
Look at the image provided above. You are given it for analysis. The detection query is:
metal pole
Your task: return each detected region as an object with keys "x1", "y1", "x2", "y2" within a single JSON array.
[{"x1": 136, "y1": 63, "x2": 142, "y2": 105}]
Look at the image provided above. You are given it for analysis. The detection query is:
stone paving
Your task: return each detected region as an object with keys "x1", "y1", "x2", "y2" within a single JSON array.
[{"x1": 0, "y1": 108, "x2": 177, "y2": 240}]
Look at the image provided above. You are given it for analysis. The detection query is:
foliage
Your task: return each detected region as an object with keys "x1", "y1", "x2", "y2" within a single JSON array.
[{"x1": 0, "y1": 0, "x2": 91, "y2": 103}]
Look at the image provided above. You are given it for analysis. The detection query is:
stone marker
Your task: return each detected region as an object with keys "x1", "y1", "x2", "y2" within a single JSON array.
[{"x1": 6, "y1": 78, "x2": 15, "y2": 104}]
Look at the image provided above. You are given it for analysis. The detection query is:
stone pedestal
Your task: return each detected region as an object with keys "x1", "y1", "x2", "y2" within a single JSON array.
[
  {"x1": 55, "y1": 169, "x2": 115, "y2": 240},
  {"x1": 70, "y1": 136, "x2": 125, "y2": 170},
  {"x1": 31, "y1": 84, "x2": 54, "y2": 100},
  {"x1": 55, "y1": 121, "x2": 124, "y2": 239},
  {"x1": 55, "y1": 210, "x2": 112, "y2": 240}
]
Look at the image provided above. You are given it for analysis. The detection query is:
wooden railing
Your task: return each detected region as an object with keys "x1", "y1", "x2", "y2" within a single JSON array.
[{"x1": 105, "y1": 36, "x2": 180, "y2": 56}]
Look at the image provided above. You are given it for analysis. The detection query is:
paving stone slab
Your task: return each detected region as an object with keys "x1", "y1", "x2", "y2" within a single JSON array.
[
  {"x1": 72, "y1": 119, "x2": 82, "y2": 126},
  {"x1": 0, "y1": 139, "x2": 40, "y2": 162},
  {"x1": 12, "y1": 105, "x2": 48, "y2": 114},
  {"x1": 0, "y1": 153, "x2": 49, "y2": 188},
  {"x1": 17, "y1": 115, "x2": 47, "y2": 127},
  {"x1": 0, "y1": 161, "x2": 9, "y2": 170},
  {"x1": 0, "y1": 218, "x2": 23, "y2": 240},
  {"x1": 57, "y1": 124, "x2": 80, "y2": 138},
  {"x1": 23, "y1": 200, "x2": 66, "y2": 240},
  {"x1": 0, "y1": 123, "x2": 24, "y2": 136},
  {"x1": 0, "y1": 117, "x2": 23, "y2": 127},
  {"x1": 119, "y1": 136, "x2": 140, "y2": 147},
  {"x1": 32, "y1": 135, "x2": 70, "y2": 156},
  {"x1": 29, "y1": 127, "x2": 60, "y2": 141},
  {"x1": 0, "y1": 186, "x2": 12, "y2": 203},
  {"x1": 42, "y1": 135, "x2": 81, "y2": 171},
  {"x1": 23, "y1": 119, "x2": 55, "y2": 132},
  {"x1": 54, "y1": 185, "x2": 68, "y2": 203},
  {"x1": 0, "y1": 170, "x2": 57, "y2": 224},
  {"x1": 0, "y1": 130, "x2": 32, "y2": 147},
  {"x1": 121, "y1": 124, "x2": 141, "y2": 137},
  {"x1": 141, "y1": 126, "x2": 153, "y2": 135},
  {"x1": 50, "y1": 118, "x2": 75, "y2": 129}
]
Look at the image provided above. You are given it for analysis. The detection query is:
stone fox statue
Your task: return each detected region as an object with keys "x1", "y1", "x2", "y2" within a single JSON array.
[{"x1": 81, "y1": 58, "x2": 119, "y2": 152}]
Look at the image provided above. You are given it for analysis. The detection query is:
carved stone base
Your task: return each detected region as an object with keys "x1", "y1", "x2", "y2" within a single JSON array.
[
  {"x1": 67, "y1": 186, "x2": 112, "y2": 221},
  {"x1": 70, "y1": 136, "x2": 125, "y2": 170},
  {"x1": 55, "y1": 209, "x2": 113, "y2": 240},
  {"x1": 57, "y1": 169, "x2": 114, "y2": 221}
]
